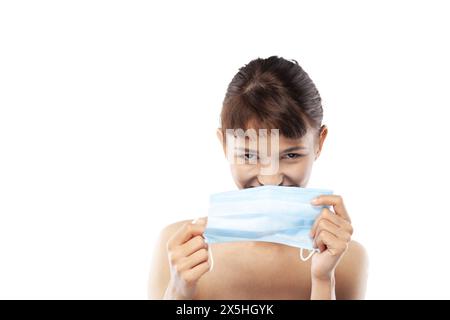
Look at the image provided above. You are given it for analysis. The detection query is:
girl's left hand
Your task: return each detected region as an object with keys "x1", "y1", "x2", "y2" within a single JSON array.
[{"x1": 309, "y1": 195, "x2": 353, "y2": 281}]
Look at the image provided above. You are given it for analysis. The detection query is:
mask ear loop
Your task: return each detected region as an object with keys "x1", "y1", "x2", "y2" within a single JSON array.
[
  {"x1": 203, "y1": 232, "x2": 214, "y2": 272},
  {"x1": 194, "y1": 217, "x2": 213, "y2": 271},
  {"x1": 300, "y1": 204, "x2": 332, "y2": 261},
  {"x1": 300, "y1": 248, "x2": 320, "y2": 262},
  {"x1": 208, "y1": 245, "x2": 214, "y2": 271}
]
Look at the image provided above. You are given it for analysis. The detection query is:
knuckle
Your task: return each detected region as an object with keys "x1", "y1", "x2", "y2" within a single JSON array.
[
  {"x1": 316, "y1": 230, "x2": 324, "y2": 239},
  {"x1": 169, "y1": 247, "x2": 182, "y2": 264},
  {"x1": 345, "y1": 233, "x2": 352, "y2": 242},
  {"x1": 346, "y1": 223, "x2": 354, "y2": 235},
  {"x1": 323, "y1": 230, "x2": 332, "y2": 239},
  {"x1": 195, "y1": 235, "x2": 205, "y2": 245},
  {"x1": 200, "y1": 248, "x2": 208, "y2": 259},
  {"x1": 318, "y1": 220, "x2": 327, "y2": 229},
  {"x1": 182, "y1": 272, "x2": 195, "y2": 285}
]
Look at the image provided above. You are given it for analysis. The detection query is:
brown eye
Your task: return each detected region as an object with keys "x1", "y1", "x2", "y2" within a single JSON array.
[
  {"x1": 284, "y1": 153, "x2": 302, "y2": 159},
  {"x1": 239, "y1": 153, "x2": 257, "y2": 161}
]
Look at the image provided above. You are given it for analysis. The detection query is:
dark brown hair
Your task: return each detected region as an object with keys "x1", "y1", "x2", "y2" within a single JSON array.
[{"x1": 221, "y1": 56, "x2": 323, "y2": 139}]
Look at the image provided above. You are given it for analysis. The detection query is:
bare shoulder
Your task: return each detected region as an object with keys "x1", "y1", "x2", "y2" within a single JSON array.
[
  {"x1": 147, "y1": 218, "x2": 193, "y2": 299},
  {"x1": 343, "y1": 240, "x2": 369, "y2": 263},
  {"x1": 335, "y1": 240, "x2": 369, "y2": 299}
]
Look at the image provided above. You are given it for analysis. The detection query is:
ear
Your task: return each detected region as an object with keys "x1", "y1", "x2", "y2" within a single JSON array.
[
  {"x1": 315, "y1": 125, "x2": 328, "y2": 160},
  {"x1": 216, "y1": 128, "x2": 226, "y2": 156}
]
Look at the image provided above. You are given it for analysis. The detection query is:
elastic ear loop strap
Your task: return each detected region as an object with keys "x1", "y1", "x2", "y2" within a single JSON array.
[
  {"x1": 300, "y1": 205, "x2": 332, "y2": 261},
  {"x1": 300, "y1": 248, "x2": 319, "y2": 261},
  {"x1": 207, "y1": 242, "x2": 214, "y2": 271},
  {"x1": 203, "y1": 233, "x2": 214, "y2": 272},
  {"x1": 194, "y1": 218, "x2": 214, "y2": 271}
]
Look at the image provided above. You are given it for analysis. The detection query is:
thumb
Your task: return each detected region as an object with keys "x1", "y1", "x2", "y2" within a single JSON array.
[{"x1": 193, "y1": 216, "x2": 208, "y2": 225}]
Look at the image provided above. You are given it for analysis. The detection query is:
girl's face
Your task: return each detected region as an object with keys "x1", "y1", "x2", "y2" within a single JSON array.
[{"x1": 217, "y1": 125, "x2": 328, "y2": 189}]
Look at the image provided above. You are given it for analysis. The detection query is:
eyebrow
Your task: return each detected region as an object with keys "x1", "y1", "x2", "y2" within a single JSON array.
[{"x1": 235, "y1": 146, "x2": 307, "y2": 153}]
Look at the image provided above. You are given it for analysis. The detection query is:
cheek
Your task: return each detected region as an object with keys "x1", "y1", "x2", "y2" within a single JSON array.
[
  {"x1": 230, "y1": 164, "x2": 258, "y2": 185},
  {"x1": 228, "y1": 156, "x2": 316, "y2": 187},
  {"x1": 282, "y1": 157, "x2": 315, "y2": 183}
]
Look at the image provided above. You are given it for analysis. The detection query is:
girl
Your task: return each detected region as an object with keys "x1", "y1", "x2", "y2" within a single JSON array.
[{"x1": 148, "y1": 56, "x2": 368, "y2": 300}]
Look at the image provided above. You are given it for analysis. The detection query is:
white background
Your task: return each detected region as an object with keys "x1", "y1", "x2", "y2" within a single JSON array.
[{"x1": 1, "y1": 1, "x2": 449, "y2": 299}]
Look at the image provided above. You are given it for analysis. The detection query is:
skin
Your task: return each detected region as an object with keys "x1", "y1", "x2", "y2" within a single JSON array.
[{"x1": 148, "y1": 124, "x2": 369, "y2": 300}]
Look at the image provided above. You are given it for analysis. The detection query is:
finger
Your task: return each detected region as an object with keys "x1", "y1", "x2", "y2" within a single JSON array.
[
  {"x1": 178, "y1": 248, "x2": 209, "y2": 271},
  {"x1": 321, "y1": 208, "x2": 352, "y2": 231},
  {"x1": 316, "y1": 219, "x2": 352, "y2": 243},
  {"x1": 311, "y1": 210, "x2": 353, "y2": 239},
  {"x1": 315, "y1": 230, "x2": 349, "y2": 256},
  {"x1": 311, "y1": 195, "x2": 351, "y2": 223},
  {"x1": 310, "y1": 211, "x2": 324, "y2": 238},
  {"x1": 314, "y1": 234, "x2": 327, "y2": 253},
  {"x1": 325, "y1": 238, "x2": 349, "y2": 256},
  {"x1": 320, "y1": 209, "x2": 353, "y2": 235},
  {"x1": 183, "y1": 260, "x2": 211, "y2": 284},
  {"x1": 310, "y1": 208, "x2": 339, "y2": 237},
  {"x1": 167, "y1": 221, "x2": 206, "y2": 250},
  {"x1": 313, "y1": 230, "x2": 338, "y2": 253},
  {"x1": 312, "y1": 218, "x2": 341, "y2": 240},
  {"x1": 179, "y1": 235, "x2": 208, "y2": 257},
  {"x1": 192, "y1": 216, "x2": 208, "y2": 225}
]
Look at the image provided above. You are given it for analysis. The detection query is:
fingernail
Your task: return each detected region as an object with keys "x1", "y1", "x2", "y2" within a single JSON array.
[{"x1": 311, "y1": 198, "x2": 319, "y2": 205}]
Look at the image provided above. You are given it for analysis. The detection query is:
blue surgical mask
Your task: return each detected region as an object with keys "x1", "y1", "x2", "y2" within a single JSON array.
[{"x1": 203, "y1": 185, "x2": 333, "y2": 263}]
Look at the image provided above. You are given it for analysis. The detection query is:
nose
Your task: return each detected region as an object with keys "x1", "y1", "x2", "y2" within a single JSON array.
[{"x1": 257, "y1": 174, "x2": 283, "y2": 186}]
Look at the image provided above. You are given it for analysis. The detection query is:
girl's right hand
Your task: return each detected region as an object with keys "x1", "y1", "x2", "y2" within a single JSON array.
[{"x1": 164, "y1": 217, "x2": 211, "y2": 300}]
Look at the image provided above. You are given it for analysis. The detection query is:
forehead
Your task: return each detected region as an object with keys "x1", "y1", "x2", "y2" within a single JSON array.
[{"x1": 226, "y1": 128, "x2": 315, "y2": 149}]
